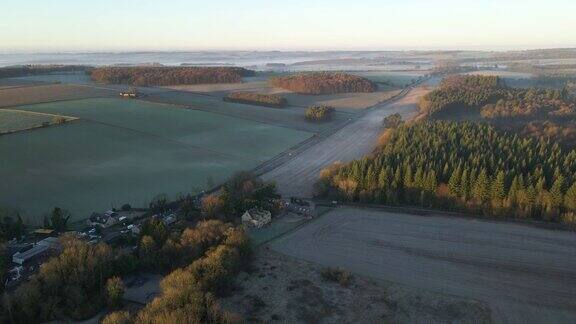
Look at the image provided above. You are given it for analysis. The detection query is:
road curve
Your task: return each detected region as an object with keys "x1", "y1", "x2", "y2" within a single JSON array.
[{"x1": 262, "y1": 86, "x2": 430, "y2": 198}]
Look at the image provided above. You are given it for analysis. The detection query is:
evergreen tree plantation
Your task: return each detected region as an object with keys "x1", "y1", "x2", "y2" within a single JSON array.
[{"x1": 318, "y1": 121, "x2": 576, "y2": 223}]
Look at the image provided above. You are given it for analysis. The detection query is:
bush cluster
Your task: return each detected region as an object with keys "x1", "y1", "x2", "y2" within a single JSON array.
[
  {"x1": 270, "y1": 72, "x2": 377, "y2": 95},
  {"x1": 320, "y1": 267, "x2": 353, "y2": 287},
  {"x1": 305, "y1": 105, "x2": 335, "y2": 121},
  {"x1": 105, "y1": 220, "x2": 251, "y2": 324},
  {"x1": 224, "y1": 92, "x2": 287, "y2": 107}
]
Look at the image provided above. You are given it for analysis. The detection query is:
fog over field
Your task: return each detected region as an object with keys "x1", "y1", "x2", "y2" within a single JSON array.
[{"x1": 2, "y1": 1, "x2": 576, "y2": 322}]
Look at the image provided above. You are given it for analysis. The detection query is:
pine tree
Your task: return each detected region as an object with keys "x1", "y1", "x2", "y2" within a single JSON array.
[
  {"x1": 507, "y1": 176, "x2": 521, "y2": 206},
  {"x1": 460, "y1": 168, "x2": 470, "y2": 200},
  {"x1": 424, "y1": 170, "x2": 437, "y2": 193},
  {"x1": 414, "y1": 166, "x2": 425, "y2": 189},
  {"x1": 473, "y1": 169, "x2": 490, "y2": 203},
  {"x1": 491, "y1": 171, "x2": 506, "y2": 201},
  {"x1": 448, "y1": 166, "x2": 462, "y2": 197},
  {"x1": 378, "y1": 168, "x2": 389, "y2": 189},
  {"x1": 403, "y1": 165, "x2": 413, "y2": 189},
  {"x1": 564, "y1": 182, "x2": 576, "y2": 211},
  {"x1": 550, "y1": 175, "x2": 565, "y2": 209}
]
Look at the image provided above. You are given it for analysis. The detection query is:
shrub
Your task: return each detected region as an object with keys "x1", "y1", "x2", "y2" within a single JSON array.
[
  {"x1": 105, "y1": 277, "x2": 125, "y2": 308},
  {"x1": 383, "y1": 113, "x2": 403, "y2": 128},
  {"x1": 305, "y1": 105, "x2": 335, "y2": 122},
  {"x1": 270, "y1": 72, "x2": 377, "y2": 95},
  {"x1": 224, "y1": 92, "x2": 287, "y2": 108},
  {"x1": 320, "y1": 267, "x2": 353, "y2": 287},
  {"x1": 102, "y1": 311, "x2": 132, "y2": 324},
  {"x1": 561, "y1": 212, "x2": 576, "y2": 230},
  {"x1": 52, "y1": 116, "x2": 68, "y2": 125}
]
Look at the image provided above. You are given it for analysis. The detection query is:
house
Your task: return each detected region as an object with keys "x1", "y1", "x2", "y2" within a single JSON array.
[
  {"x1": 32, "y1": 228, "x2": 55, "y2": 236},
  {"x1": 128, "y1": 224, "x2": 141, "y2": 235},
  {"x1": 88, "y1": 210, "x2": 119, "y2": 228},
  {"x1": 162, "y1": 214, "x2": 177, "y2": 226},
  {"x1": 12, "y1": 244, "x2": 49, "y2": 265},
  {"x1": 241, "y1": 208, "x2": 272, "y2": 228},
  {"x1": 37, "y1": 236, "x2": 61, "y2": 250}
]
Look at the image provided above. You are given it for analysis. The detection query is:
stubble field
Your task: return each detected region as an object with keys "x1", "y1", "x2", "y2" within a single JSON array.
[{"x1": 271, "y1": 207, "x2": 576, "y2": 323}]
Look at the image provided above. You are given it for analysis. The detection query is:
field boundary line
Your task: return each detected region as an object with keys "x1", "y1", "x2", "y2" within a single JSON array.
[
  {"x1": 315, "y1": 201, "x2": 573, "y2": 232},
  {"x1": 139, "y1": 94, "x2": 349, "y2": 134},
  {"x1": 79, "y1": 117, "x2": 246, "y2": 160},
  {"x1": 0, "y1": 108, "x2": 79, "y2": 120}
]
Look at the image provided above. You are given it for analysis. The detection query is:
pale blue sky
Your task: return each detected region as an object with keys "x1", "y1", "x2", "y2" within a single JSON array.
[{"x1": 1, "y1": 0, "x2": 575, "y2": 52}]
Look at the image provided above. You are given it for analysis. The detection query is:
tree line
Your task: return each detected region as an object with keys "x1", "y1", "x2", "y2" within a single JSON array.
[
  {"x1": 420, "y1": 75, "x2": 576, "y2": 147},
  {"x1": 419, "y1": 75, "x2": 574, "y2": 118},
  {"x1": 0, "y1": 65, "x2": 88, "y2": 79},
  {"x1": 103, "y1": 220, "x2": 251, "y2": 323},
  {"x1": 224, "y1": 92, "x2": 287, "y2": 108},
  {"x1": 270, "y1": 72, "x2": 377, "y2": 95},
  {"x1": 90, "y1": 67, "x2": 255, "y2": 86},
  {"x1": 1, "y1": 219, "x2": 251, "y2": 323},
  {"x1": 317, "y1": 121, "x2": 576, "y2": 225}
]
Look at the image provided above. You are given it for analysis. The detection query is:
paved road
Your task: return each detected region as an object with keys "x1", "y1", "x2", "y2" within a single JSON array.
[
  {"x1": 262, "y1": 86, "x2": 430, "y2": 198},
  {"x1": 271, "y1": 208, "x2": 576, "y2": 323}
]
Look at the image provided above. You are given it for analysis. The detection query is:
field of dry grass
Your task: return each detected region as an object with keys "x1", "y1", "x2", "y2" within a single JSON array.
[
  {"x1": 220, "y1": 248, "x2": 491, "y2": 323},
  {"x1": 0, "y1": 84, "x2": 115, "y2": 108},
  {"x1": 166, "y1": 81, "x2": 401, "y2": 111},
  {"x1": 271, "y1": 207, "x2": 576, "y2": 323}
]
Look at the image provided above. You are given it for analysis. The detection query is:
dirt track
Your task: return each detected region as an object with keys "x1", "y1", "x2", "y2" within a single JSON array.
[
  {"x1": 271, "y1": 208, "x2": 576, "y2": 323},
  {"x1": 262, "y1": 86, "x2": 429, "y2": 198}
]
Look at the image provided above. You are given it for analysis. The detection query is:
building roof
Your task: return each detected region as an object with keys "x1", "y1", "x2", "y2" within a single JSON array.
[
  {"x1": 243, "y1": 208, "x2": 271, "y2": 221},
  {"x1": 33, "y1": 228, "x2": 55, "y2": 235},
  {"x1": 37, "y1": 237, "x2": 61, "y2": 250},
  {"x1": 12, "y1": 245, "x2": 49, "y2": 264}
]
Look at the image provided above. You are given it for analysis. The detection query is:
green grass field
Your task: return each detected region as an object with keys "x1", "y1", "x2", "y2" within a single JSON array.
[
  {"x1": 0, "y1": 109, "x2": 75, "y2": 134},
  {"x1": 8, "y1": 72, "x2": 95, "y2": 85},
  {"x1": 146, "y1": 91, "x2": 350, "y2": 133},
  {"x1": 1, "y1": 98, "x2": 312, "y2": 224}
]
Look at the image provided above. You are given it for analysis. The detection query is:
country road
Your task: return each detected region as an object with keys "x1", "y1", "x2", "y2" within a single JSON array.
[{"x1": 262, "y1": 86, "x2": 430, "y2": 198}]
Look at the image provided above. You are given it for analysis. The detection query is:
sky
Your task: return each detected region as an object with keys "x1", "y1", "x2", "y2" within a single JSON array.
[{"x1": 1, "y1": 0, "x2": 575, "y2": 52}]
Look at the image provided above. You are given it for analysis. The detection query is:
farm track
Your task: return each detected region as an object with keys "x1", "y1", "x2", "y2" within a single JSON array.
[
  {"x1": 261, "y1": 82, "x2": 430, "y2": 197},
  {"x1": 271, "y1": 207, "x2": 576, "y2": 323}
]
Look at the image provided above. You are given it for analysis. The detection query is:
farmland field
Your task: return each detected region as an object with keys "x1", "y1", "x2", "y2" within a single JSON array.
[
  {"x1": 0, "y1": 78, "x2": 47, "y2": 89},
  {"x1": 7, "y1": 71, "x2": 94, "y2": 85},
  {"x1": 146, "y1": 91, "x2": 350, "y2": 133},
  {"x1": 272, "y1": 207, "x2": 576, "y2": 323},
  {"x1": 351, "y1": 71, "x2": 427, "y2": 87},
  {"x1": 465, "y1": 70, "x2": 534, "y2": 79},
  {"x1": 0, "y1": 109, "x2": 76, "y2": 134},
  {"x1": 0, "y1": 98, "x2": 312, "y2": 224},
  {"x1": 165, "y1": 82, "x2": 402, "y2": 111},
  {"x1": 0, "y1": 84, "x2": 115, "y2": 108}
]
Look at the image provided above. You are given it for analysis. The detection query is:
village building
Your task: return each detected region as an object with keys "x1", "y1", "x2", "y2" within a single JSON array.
[
  {"x1": 11, "y1": 237, "x2": 62, "y2": 265},
  {"x1": 87, "y1": 210, "x2": 119, "y2": 228},
  {"x1": 241, "y1": 208, "x2": 272, "y2": 228}
]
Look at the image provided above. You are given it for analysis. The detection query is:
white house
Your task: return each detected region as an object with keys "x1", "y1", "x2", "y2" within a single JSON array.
[{"x1": 241, "y1": 208, "x2": 272, "y2": 228}]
